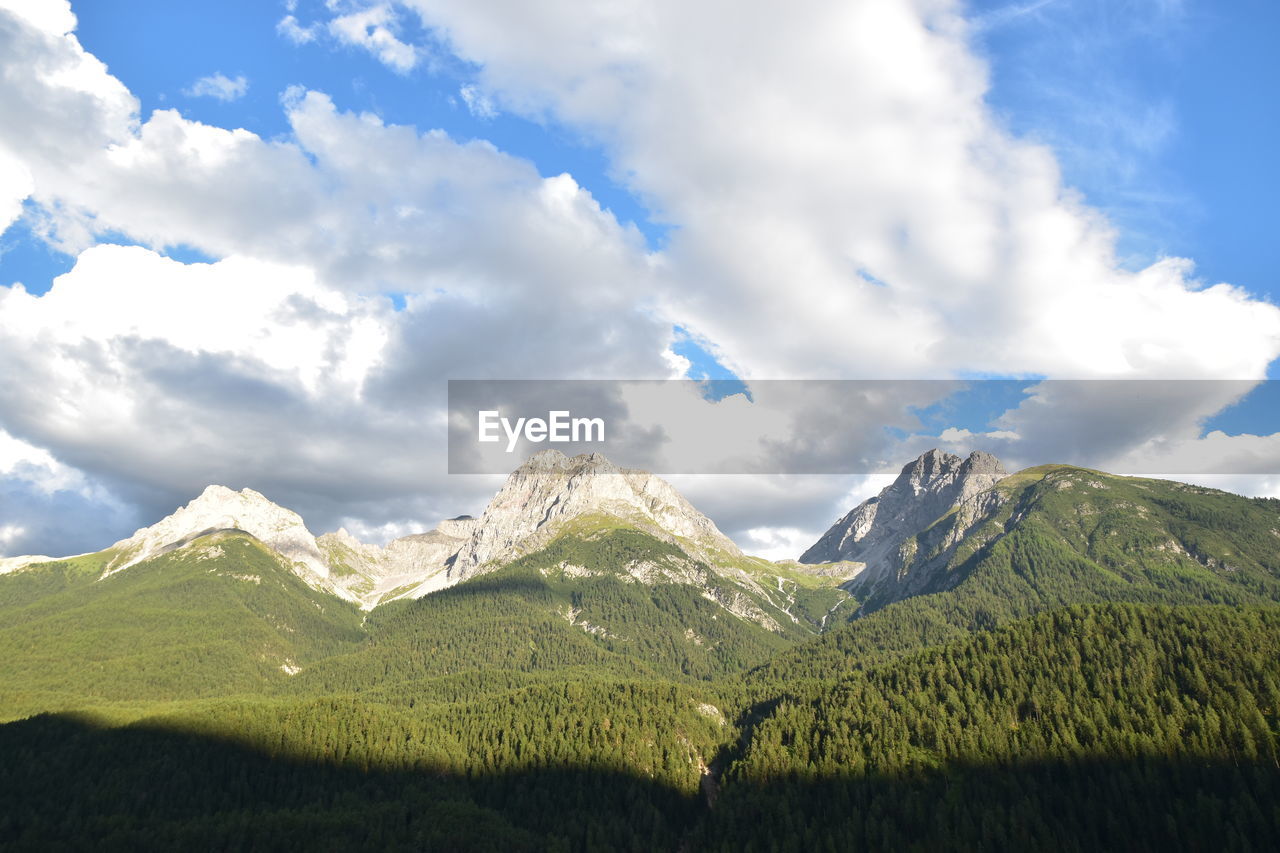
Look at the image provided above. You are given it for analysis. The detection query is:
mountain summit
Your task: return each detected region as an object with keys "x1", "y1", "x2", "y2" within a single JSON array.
[
  {"x1": 106, "y1": 485, "x2": 331, "y2": 581},
  {"x1": 800, "y1": 449, "x2": 1007, "y2": 571},
  {"x1": 316, "y1": 449, "x2": 752, "y2": 605},
  {"x1": 447, "y1": 449, "x2": 742, "y2": 580}
]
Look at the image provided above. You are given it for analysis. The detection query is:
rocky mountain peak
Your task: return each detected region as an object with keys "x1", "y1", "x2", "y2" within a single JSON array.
[
  {"x1": 447, "y1": 451, "x2": 740, "y2": 578},
  {"x1": 799, "y1": 449, "x2": 1008, "y2": 566},
  {"x1": 961, "y1": 450, "x2": 1005, "y2": 479},
  {"x1": 108, "y1": 485, "x2": 329, "y2": 579},
  {"x1": 896, "y1": 445, "x2": 1003, "y2": 491},
  {"x1": 319, "y1": 526, "x2": 364, "y2": 549},
  {"x1": 906, "y1": 447, "x2": 955, "y2": 481},
  {"x1": 333, "y1": 525, "x2": 357, "y2": 541}
]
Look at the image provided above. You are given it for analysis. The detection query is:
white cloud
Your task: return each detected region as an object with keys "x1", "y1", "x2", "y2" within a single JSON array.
[
  {"x1": 459, "y1": 83, "x2": 497, "y2": 119},
  {"x1": 277, "y1": 14, "x2": 318, "y2": 44},
  {"x1": 938, "y1": 427, "x2": 1020, "y2": 443},
  {"x1": 332, "y1": 516, "x2": 430, "y2": 546},
  {"x1": 0, "y1": 244, "x2": 388, "y2": 392},
  {"x1": 0, "y1": 428, "x2": 89, "y2": 494},
  {"x1": 0, "y1": 3, "x2": 138, "y2": 250},
  {"x1": 0, "y1": 524, "x2": 26, "y2": 551},
  {"x1": 1172, "y1": 474, "x2": 1280, "y2": 500},
  {"x1": 0, "y1": 145, "x2": 32, "y2": 234},
  {"x1": 377, "y1": 0, "x2": 1280, "y2": 382},
  {"x1": 183, "y1": 72, "x2": 249, "y2": 102},
  {"x1": 0, "y1": 0, "x2": 75, "y2": 36},
  {"x1": 278, "y1": 3, "x2": 418, "y2": 68},
  {"x1": 326, "y1": 3, "x2": 419, "y2": 73},
  {"x1": 0, "y1": 9, "x2": 672, "y2": 553},
  {"x1": 669, "y1": 472, "x2": 895, "y2": 560},
  {"x1": 0, "y1": 426, "x2": 140, "y2": 558},
  {"x1": 0, "y1": 243, "x2": 476, "y2": 553},
  {"x1": 737, "y1": 526, "x2": 817, "y2": 562}
]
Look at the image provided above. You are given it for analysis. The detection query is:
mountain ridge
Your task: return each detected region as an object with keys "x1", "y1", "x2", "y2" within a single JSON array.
[{"x1": 0, "y1": 449, "x2": 815, "y2": 617}]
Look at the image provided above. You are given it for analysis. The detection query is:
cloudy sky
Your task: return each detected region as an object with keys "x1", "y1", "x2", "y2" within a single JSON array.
[{"x1": 1, "y1": 0, "x2": 1277, "y2": 561}]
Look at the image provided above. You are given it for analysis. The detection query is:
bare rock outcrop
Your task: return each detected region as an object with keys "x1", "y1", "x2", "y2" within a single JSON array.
[
  {"x1": 447, "y1": 450, "x2": 742, "y2": 580},
  {"x1": 800, "y1": 449, "x2": 1008, "y2": 586},
  {"x1": 106, "y1": 485, "x2": 330, "y2": 581}
]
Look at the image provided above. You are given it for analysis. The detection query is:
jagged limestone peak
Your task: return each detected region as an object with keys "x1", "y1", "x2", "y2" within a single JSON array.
[
  {"x1": 448, "y1": 451, "x2": 741, "y2": 579},
  {"x1": 800, "y1": 449, "x2": 1008, "y2": 566},
  {"x1": 108, "y1": 485, "x2": 330, "y2": 580}
]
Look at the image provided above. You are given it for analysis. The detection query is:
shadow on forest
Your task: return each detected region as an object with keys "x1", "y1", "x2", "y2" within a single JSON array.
[{"x1": 1, "y1": 713, "x2": 1278, "y2": 852}]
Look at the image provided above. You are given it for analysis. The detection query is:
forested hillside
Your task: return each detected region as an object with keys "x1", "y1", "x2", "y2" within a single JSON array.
[
  {"x1": 701, "y1": 604, "x2": 1280, "y2": 851},
  {"x1": 2, "y1": 464, "x2": 1279, "y2": 850}
]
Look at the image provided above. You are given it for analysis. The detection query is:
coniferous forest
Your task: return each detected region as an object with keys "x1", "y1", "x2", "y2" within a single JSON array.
[{"x1": 3, "y1": 467, "x2": 1280, "y2": 850}]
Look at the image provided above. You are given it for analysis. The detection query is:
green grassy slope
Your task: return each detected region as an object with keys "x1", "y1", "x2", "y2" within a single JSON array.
[
  {"x1": 0, "y1": 518, "x2": 824, "y2": 718},
  {"x1": 926, "y1": 466, "x2": 1280, "y2": 607},
  {"x1": 0, "y1": 531, "x2": 364, "y2": 720}
]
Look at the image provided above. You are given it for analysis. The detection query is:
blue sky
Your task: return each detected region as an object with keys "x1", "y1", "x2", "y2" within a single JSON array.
[{"x1": 970, "y1": 0, "x2": 1278, "y2": 299}]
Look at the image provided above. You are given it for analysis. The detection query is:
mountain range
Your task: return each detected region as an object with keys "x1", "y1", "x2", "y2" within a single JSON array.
[
  {"x1": 2, "y1": 448, "x2": 1278, "y2": 850},
  {"x1": 3, "y1": 449, "x2": 836, "y2": 614}
]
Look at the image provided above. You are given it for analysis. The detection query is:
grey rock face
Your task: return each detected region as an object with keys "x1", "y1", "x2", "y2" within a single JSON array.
[
  {"x1": 447, "y1": 449, "x2": 742, "y2": 580},
  {"x1": 317, "y1": 526, "x2": 468, "y2": 606},
  {"x1": 310, "y1": 450, "x2": 745, "y2": 606},
  {"x1": 107, "y1": 485, "x2": 331, "y2": 582},
  {"x1": 800, "y1": 449, "x2": 1007, "y2": 573}
]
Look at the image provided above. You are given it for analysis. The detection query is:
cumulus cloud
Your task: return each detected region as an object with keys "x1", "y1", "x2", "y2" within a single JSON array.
[
  {"x1": 277, "y1": 14, "x2": 319, "y2": 45},
  {"x1": 0, "y1": 4, "x2": 137, "y2": 252},
  {"x1": 0, "y1": 234, "x2": 664, "y2": 550},
  {"x1": 0, "y1": 429, "x2": 91, "y2": 495},
  {"x1": 0, "y1": 146, "x2": 32, "y2": 233},
  {"x1": 277, "y1": 3, "x2": 419, "y2": 70},
  {"x1": 669, "y1": 472, "x2": 895, "y2": 560},
  {"x1": 0, "y1": 5, "x2": 671, "y2": 553},
  {"x1": 375, "y1": 0, "x2": 1280, "y2": 534},
  {"x1": 736, "y1": 526, "x2": 820, "y2": 563},
  {"x1": 183, "y1": 72, "x2": 249, "y2": 102},
  {"x1": 375, "y1": 0, "x2": 1279, "y2": 382},
  {"x1": 0, "y1": 0, "x2": 75, "y2": 35},
  {"x1": 326, "y1": 3, "x2": 420, "y2": 73},
  {"x1": 0, "y1": 428, "x2": 141, "y2": 557}
]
